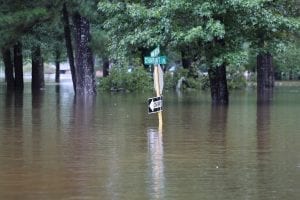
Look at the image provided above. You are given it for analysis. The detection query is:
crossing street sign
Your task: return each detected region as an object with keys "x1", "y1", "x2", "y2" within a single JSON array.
[
  {"x1": 150, "y1": 46, "x2": 160, "y2": 57},
  {"x1": 148, "y1": 96, "x2": 163, "y2": 114},
  {"x1": 144, "y1": 56, "x2": 167, "y2": 65}
]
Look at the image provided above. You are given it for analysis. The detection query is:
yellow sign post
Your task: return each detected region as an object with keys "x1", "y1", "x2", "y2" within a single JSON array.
[
  {"x1": 153, "y1": 64, "x2": 163, "y2": 127},
  {"x1": 145, "y1": 46, "x2": 166, "y2": 128}
]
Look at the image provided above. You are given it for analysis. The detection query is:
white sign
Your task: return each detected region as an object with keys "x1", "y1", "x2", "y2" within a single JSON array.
[{"x1": 148, "y1": 96, "x2": 163, "y2": 114}]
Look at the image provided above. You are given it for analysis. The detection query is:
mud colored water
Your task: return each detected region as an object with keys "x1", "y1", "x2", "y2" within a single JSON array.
[{"x1": 0, "y1": 84, "x2": 299, "y2": 200}]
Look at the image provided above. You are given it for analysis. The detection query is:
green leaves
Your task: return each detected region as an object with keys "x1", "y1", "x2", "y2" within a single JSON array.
[
  {"x1": 193, "y1": 2, "x2": 215, "y2": 17},
  {"x1": 97, "y1": 0, "x2": 300, "y2": 75},
  {"x1": 0, "y1": 8, "x2": 48, "y2": 28},
  {"x1": 184, "y1": 26, "x2": 204, "y2": 43},
  {"x1": 205, "y1": 19, "x2": 225, "y2": 41},
  {"x1": 99, "y1": 66, "x2": 152, "y2": 92},
  {"x1": 0, "y1": 0, "x2": 59, "y2": 49},
  {"x1": 183, "y1": 20, "x2": 225, "y2": 44}
]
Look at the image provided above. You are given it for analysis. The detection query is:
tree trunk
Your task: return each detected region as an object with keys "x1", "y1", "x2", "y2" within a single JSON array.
[
  {"x1": 257, "y1": 88, "x2": 273, "y2": 105},
  {"x1": 181, "y1": 49, "x2": 192, "y2": 69},
  {"x1": 102, "y1": 56, "x2": 109, "y2": 77},
  {"x1": 62, "y1": 3, "x2": 76, "y2": 92},
  {"x1": 73, "y1": 12, "x2": 96, "y2": 95},
  {"x1": 13, "y1": 41, "x2": 24, "y2": 91},
  {"x1": 31, "y1": 46, "x2": 45, "y2": 91},
  {"x1": 140, "y1": 47, "x2": 150, "y2": 69},
  {"x1": 1, "y1": 48, "x2": 15, "y2": 89},
  {"x1": 55, "y1": 50, "x2": 60, "y2": 83},
  {"x1": 257, "y1": 52, "x2": 274, "y2": 92},
  {"x1": 208, "y1": 64, "x2": 229, "y2": 105}
]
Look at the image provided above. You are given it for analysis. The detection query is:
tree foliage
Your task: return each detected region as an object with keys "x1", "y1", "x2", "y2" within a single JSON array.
[
  {"x1": 0, "y1": 0, "x2": 299, "y2": 96},
  {"x1": 99, "y1": 1, "x2": 296, "y2": 65}
]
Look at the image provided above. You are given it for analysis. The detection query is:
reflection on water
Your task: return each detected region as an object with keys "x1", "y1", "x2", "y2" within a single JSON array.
[
  {"x1": 208, "y1": 105, "x2": 228, "y2": 144},
  {"x1": 0, "y1": 84, "x2": 300, "y2": 199},
  {"x1": 256, "y1": 90, "x2": 273, "y2": 199},
  {"x1": 71, "y1": 95, "x2": 96, "y2": 131},
  {"x1": 32, "y1": 92, "x2": 44, "y2": 159},
  {"x1": 147, "y1": 127, "x2": 165, "y2": 199},
  {"x1": 257, "y1": 88, "x2": 273, "y2": 105},
  {"x1": 208, "y1": 105, "x2": 228, "y2": 173},
  {"x1": 256, "y1": 91, "x2": 272, "y2": 155}
]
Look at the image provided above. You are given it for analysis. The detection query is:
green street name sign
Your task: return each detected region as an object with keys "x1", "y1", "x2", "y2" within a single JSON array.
[
  {"x1": 144, "y1": 56, "x2": 167, "y2": 65},
  {"x1": 150, "y1": 46, "x2": 160, "y2": 57}
]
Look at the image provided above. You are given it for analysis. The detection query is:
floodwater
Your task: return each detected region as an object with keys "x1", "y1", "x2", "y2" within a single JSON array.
[{"x1": 0, "y1": 82, "x2": 299, "y2": 200}]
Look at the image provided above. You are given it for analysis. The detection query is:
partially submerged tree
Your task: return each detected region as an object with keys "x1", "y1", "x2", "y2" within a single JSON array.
[
  {"x1": 98, "y1": 1, "x2": 239, "y2": 104},
  {"x1": 1, "y1": 47, "x2": 15, "y2": 89},
  {"x1": 62, "y1": 0, "x2": 99, "y2": 95},
  {"x1": 13, "y1": 41, "x2": 23, "y2": 90},
  {"x1": 0, "y1": 0, "x2": 55, "y2": 91},
  {"x1": 62, "y1": 2, "x2": 76, "y2": 91},
  {"x1": 229, "y1": 0, "x2": 300, "y2": 92},
  {"x1": 31, "y1": 45, "x2": 45, "y2": 91},
  {"x1": 0, "y1": 0, "x2": 99, "y2": 95},
  {"x1": 73, "y1": 12, "x2": 96, "y2": 95},
  {"x1": 99, "y1": 0, "x2": 299, "y2": 104}
]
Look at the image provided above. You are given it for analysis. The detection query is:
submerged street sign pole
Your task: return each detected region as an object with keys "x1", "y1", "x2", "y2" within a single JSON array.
[
  {"x1": 154, "y1": 63, "x2": 163, "y2": 126},
  {"x1": 145, "y1": 46, "x2": 166, "y2": 127}
]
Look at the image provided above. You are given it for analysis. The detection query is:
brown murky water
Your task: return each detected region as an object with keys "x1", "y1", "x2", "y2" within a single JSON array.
[{"x1": 0, "y1": 83, "x2": 299, "y2": 199}]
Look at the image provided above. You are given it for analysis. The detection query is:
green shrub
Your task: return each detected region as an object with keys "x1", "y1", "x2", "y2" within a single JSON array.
[
  {"x1": 164, "y1": 67, "x2": 209, "y2": 90},
  {"x1": 98, "y1": 67, "x2": 152, "y2": 92},
  {"x1": 164, "y1": 68, "x2": 189, "y2": 90},
  {"x1": 126, "y1": 67, "x2": 152, "y2": 92},
  {"x1": 199, "y1": 75, "x2": 210, "y2": 90},
  {"x1": 163, "y1": 73, "x2": 177, "y2": 90},
  {"x1": 226, "y1": 68, "x2": 247, "y2": 89},
  {"x1": 99, "y1": 65, "x2": 246, "y2": 92}
]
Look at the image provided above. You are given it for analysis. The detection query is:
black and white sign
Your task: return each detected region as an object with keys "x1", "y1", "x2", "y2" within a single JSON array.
[{"x1": 148, "y1": 96, "x2": 163, "y2": 114}]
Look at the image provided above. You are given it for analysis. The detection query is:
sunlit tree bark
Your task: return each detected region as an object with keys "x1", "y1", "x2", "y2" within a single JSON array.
[{"x1": 73, "y1": 12, "x2": 96, "y2": 95}]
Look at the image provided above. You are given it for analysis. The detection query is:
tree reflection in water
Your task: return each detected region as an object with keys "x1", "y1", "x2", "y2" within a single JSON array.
[{"x1": 256, "y1": 89, "x2": 273, "y2": 199}]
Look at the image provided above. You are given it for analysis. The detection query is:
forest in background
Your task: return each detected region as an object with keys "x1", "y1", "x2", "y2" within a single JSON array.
[{"x1": 0, "y1": 0, "x2": 299, "y2": 104}]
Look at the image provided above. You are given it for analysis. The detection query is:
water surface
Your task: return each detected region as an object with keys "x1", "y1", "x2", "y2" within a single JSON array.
[{"x1": 0, "y1": 83, "x2": 299, "y2": 200}]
